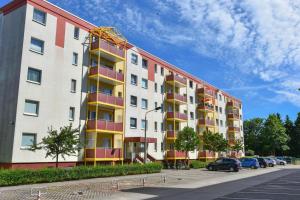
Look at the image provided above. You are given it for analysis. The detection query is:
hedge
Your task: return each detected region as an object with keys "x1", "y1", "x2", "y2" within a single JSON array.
[
  {"x1": 0, "y1": 163, "x2": 162, "y2": 186},
  {"x1": 189, "y1": 161, "x2": 209, "y2": 169}
]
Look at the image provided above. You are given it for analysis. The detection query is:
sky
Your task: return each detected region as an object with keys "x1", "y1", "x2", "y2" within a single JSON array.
[{"x1": 1, "y1": 0, "x2": 300, "y2": 121}]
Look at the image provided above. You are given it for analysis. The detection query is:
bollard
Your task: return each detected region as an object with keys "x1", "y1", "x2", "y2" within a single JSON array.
[
  {"x1": 37, "y1": 190, "x2": 41, "y2": 200},
  {"x1": 142, "y1": 177, "x2": 146, "y2": 187},
  {"x1": 162, "y1": 175, "x2": 167, "y2": 183}
]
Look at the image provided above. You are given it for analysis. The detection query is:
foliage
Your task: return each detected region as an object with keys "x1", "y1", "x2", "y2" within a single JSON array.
[
  {"x1": 230, "y1": 139, "x2": 244, "y2": 152},
  {"x1": 0, "y1": 163, "x2": 162, "y2": 186},
  {"x1": 175, "y1": 127, "x2": 200, "y2": 167},
  {"x1": 189, "y1": 161, "x2": 208, "y2": 169},
  {"x1": 202, "y1": 131, "x2": 228, "y2": 153},
  {"x1": 31, "y1": 124, "x2": 81, "y2": 168},
  {"x1": 288, "y1": 113, "x2": 300, "y2": 157},
  {"x1": 243, "y1": 118, "x2": 264, "y2": 154},
  {"x1": 245, "y1": 149, "x2": 255, "y2": 156}
]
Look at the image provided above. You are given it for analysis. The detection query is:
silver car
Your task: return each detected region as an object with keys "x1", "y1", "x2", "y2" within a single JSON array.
[{"x1": 275, "y1": 158, "x2": 287, "y2": 165}]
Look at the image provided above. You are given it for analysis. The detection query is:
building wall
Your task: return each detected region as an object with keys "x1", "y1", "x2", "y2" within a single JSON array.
[{"x1": 0, "y1": 6, "x2": 27, "y2": 163}]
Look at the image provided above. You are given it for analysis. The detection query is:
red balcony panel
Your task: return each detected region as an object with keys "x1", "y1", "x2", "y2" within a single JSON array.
[
  {"x1": 167, "y1": 150, "x2": 186, "y2": 158},
  {"x1": 227, "y1": 101, "x2": 240, "y2": 108},
  {"x1": 198, "y1": 103, "x2": 214, "y2": 111},
  {"x1": 167, "y1": 93, "x2": 187, "y2": 103},
  {"x1": 88, "y1": 93, "x2": 124, "y2": 107},
  {"x1": 197, "y1": 88, "x2": 214, "y2": 96},
  {"x1": 87, "y1": 120, "x2": 123, "y2": 132},
  {"x1": 227, "y1": 113, "x2": 239, "y2": 119},
  {"x1": 228, "y1": 127, "x2": 240, "y2": 132},
  {"x1": 167, "y1": 112, "x2": 188, "y2": 121},
  {"x1": 198, "y1": 119, "x2": 215, "y2": 126},
  {"x1": 85, "y1": 149, "x2": 95, "y2": 158},
  {"x1": 199, "y1": 150, "x2": 216, "y2": 158},
  {"x1": 89, "y1": 66, "x2": 124, "y2": 82},
  {"x1": 86, "y1": 148, "x2": 122, "y2": 159},
  {"x1": 166, "y1": 74, "x2": 187, "y2": 85},
  {"x1": 91, "y1": 39, "x2": 125, "y2": 58},
  {"x1": 167, "y1": 131, "x2": 177, "y2": 138}
]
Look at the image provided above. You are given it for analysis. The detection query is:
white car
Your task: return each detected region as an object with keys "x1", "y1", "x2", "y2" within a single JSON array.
[{"x1": 275, "y1": 158, "x2": 287, "y2": 165}]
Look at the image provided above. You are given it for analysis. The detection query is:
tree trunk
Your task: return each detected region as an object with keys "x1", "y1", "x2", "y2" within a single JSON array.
[
  {"x1": 185, "y1": 151, "x2": 189, "y2": 169},
  {"x1": 56, "y1": 154, "x2": 59, "y2": 168}
]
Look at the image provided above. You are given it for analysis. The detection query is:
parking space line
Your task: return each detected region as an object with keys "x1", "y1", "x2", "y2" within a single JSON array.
[
  {"x1": 237, "y1": 191, "x2": 300, "y2": 196},
  {"x1": 218, "y1": 197, "x2": 271, "y2": 200}
]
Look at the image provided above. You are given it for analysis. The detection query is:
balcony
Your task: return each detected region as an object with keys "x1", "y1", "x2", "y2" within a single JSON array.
[
  {"x1": 227, "y1": 113, "x2": 240, "y2": 120},
  {"x1": 197, "y1": 88, "x2": 214, "y2": 97},
  {"x1": 88, "y1": 92, "x2": 124, "y2": 109},
  {"x1": 166, "y1": 74, "x2": 187, "y2": 87},
  {"x1": 166, "y1": 112, "x2": 188, "y2": 121},
  {"x1": 166, "y1": 93, "x2": 187, "y2": 104},
  {"x1": 227, "y1": 101, "x2": 240, "y2": 108},
  {"x1": 89, "y1": 66, "x2": 124, "y2": 85},
  {"x1": 86, "y1": 120, "x2": 123, "y2": 134},
  {"x1": 166, "y1": 130, "x2": 178, "y2": 140},
  {"x1": 198, "y1": 119, "x2": 215, "y2": 127},
  {"x1": 85, "y1": 148, "x2": 122, "y2": 161},
  {"x1": 198, "y1": 103, "x2": 214, "y2": 112},
  {"x1": 198, "y1": 150, "x2": 217, "y2": 159},
  {"x1": 166, "y1": 150, "x2": 186, "y2": 160},
  {"x1": 90, "y1": 39, "x2": 125, "y2": 59},
  {"x1": 228, "y1": 126, "x2": 240, "y2": 132}
]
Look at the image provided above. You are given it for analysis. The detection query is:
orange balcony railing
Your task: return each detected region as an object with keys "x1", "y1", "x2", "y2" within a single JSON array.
[
  {"x1": 227, "y1": 101, "x2": 240, "y2": 108},
  {"x1": 198, "y1": 150, "x2": 216, "y2": 158},
  {"x1": 166, "y1": 74, "x2": 187, "y2": 86},
  {"x1": 166, "y1": 93, "x2": 187, "y2": 103},
  {"x1": 166, "y1": 130, "x2": 178, "y2": 139},
  {"x1": 198, "y1": 119, "x2": 215, "y2": 126},
  {"x1": 89, "y1": 66, "x2": 124, "y2": 82},
  {"x1": 87, "y1": 120, "x2": 123, "y2": 133},
  {"x1": 167, "y1": 112, "x2": 188, "y2": 121},
  {"x1": 198, "y1": 103, "x2": 214, "y2": 112},
  {"x1": 228, "y1": 126, "x2": 240, "y2": 132},
  {"x1": 91, "y1": 39, "x2": 125, "y2": 58},
  {"x1": 197, "y1": 88, "x2": 214, "y2": 97},
  {"x1": 166, "y1": 150, "x2": 186, "y2": 159},
  {"x1": 88, "y1": 92, "x2": 124, "y2": 107},
  {"x1": 85, "y1": 148, "x2": 122, "y2": 160},
  {"x1": 227, "y1": 113, "x2": 240, "y2": 120}
]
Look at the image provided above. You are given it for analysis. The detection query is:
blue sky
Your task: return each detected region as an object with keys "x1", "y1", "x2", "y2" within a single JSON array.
[{"x1": 1, "y1": 0, "x2": 300, "y2": 120}]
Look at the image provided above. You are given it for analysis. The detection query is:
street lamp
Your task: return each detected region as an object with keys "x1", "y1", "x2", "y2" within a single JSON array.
[{"x1": 144, "y1": 106, "x2": 162, "y2": 164}]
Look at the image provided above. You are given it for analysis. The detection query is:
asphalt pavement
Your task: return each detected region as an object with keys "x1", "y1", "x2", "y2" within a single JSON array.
[{"x1": 123, "y1": 168, "x2": 300, "y2": 200}]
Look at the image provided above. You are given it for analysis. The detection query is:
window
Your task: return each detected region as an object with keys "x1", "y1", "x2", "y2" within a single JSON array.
[
  {"x1": 190, "y1": 112, "x2": 194, "y2": 120},
  {"x1": 216, "y1": 119, "x2": 219, "y2": 126},
  {"x1": 219, "y1": 94, "x2": 222, "y2": 101},
  {"x1": 142, "y1": 78, "x2": 148, "y2": 89},
  {"x1": 27, "y1": 67, "x2": 41, "y2": 84},
  {"x1": 89, "y1": 111, "x2": 96, "y2": 120},
  {"x1": 154, "y1": 143, "x2": 157, "y2": 152},
  {"x1": 131, "y1": 74, "x2": 138, "y2": 85},
  {"x1": 154, "y1": 83, "x2": 158, "y2": 92},
  {"x1": 69, "y1": 107, "x2": 75, "y2": 121},
  {"x1": 30, "y1": 37, "x2": 44, "y2": 54},
  {"x1": 161, "y1": 142, "x2": 164, "y2": 151},
  {"x1": 215, "y1": 106, "x2": 218, "y2": 112},
  {"x1": 71, "y1": 79, "x2": 76, "y2": 93},
  {"x1": 131, "y1": 53, "x2": 138, "y2": 64},
  {"x1": 161, "y1": 122, "x2": 164, "y2": 132},
  {"x1": 220, "y1": 120, "x2": 223, "y2": 127},
  {"x1": 33, "y1": 8, "x2": 46, "y2": 25},
  {"x1": 161, "y1": 85, "x2": 164, "y2": 94},
  {"x1": 190, "y1": 96, "x2": 194, "y2": 104},
  {"x1": 142, "y1": 59, "x2": 148, "y2": 69},
  {"x1": 130, "y1": 118, "x2": 137, "y2": 129},
  {"x1": 141, "y1": 119, "x2": 147, "y2": 130},
  {"x1": 24, "y1": 100, "x2": 39, "y2": 116},
  {"x1": 21, "y1": 133, "x2": 36, "y2": 149},
  {"x1": 219, "y1": 107, "x2": 222, "y2": 114},
  {"x1": 74, "y1": 27, "x2": 80, "y2": 39},
  {"x1": 72, "y1": 52, "x2": 78, "y2": 65},
  {"x1": 142, "y1": 98, "x2": 148, "y2": 109},
  {"x1": 154, "y1": 121, "x2": 158, "y2": 132},
  {"x1": 129, "y1": 95, "x2": 137, "y2": 107},
  {"x1": 189, "y1": 80, "x2": 193, "y2": 88},
  {"x1": 161, "y1": 67, "x2": 164, "y2": 76},
  {"x1": 154, "y1": 64, "x2": 157, "y2": 73},
  {"x1": 154, "y1": 102, "x2": 158, "y2": 111}
]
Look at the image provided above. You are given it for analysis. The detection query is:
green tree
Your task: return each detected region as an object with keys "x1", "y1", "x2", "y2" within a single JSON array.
[
  {"x1": 202, "y1": 131, "x2": 228, "y2": 154},
  {"x1": 260, "y1": 114, "x2": 289, "y2": 155},
  {"x1": 175, "y1": 127, "x2": 200, "y2": 167},
  {"x1": 231, "y1": 139, "x2": 244, "y2": 152},
  {"x1": 284, "y1": 115, "x2": 294, "y2": 156},
  {"x1": 31, "y1": 124, "x2": 80, "y2": 168},
  {"x1": 290, "y1": 113, "x2": 300, "y2": 157},
  {"x1": 243, "y1": 118, "x2": 264, "y2": 155}
]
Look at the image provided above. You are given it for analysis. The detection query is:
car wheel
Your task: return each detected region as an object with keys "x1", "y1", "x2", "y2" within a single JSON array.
[
  {"x1": 229, "y1": 167, "x2": 235, "y2": 172},
  {"x1": 251, "y1": 166, "x2": 255, "y2": 169},
  {"x1": 260, "y1": 164, "x2": 264, "y2": 168},
  {"x1": 208, "y1": 166, "x2": 213, "y2": 171}
]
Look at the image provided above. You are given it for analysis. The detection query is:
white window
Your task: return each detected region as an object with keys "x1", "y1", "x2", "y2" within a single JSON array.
[
  {"x1": 161, "y1": 85, "x2": 164, "y2": 94},
  {"x1": 142, "y1": 78, "x2": 148, "y2": 89},
  {"x1": 220, "y1": 120, "x2": 223, "y2": 127},
  {"x1": 130, "y1": 95, "x2": 137, "y2": 106},
  {"x1": 72, "y1": 52, "x2": 78, "y2": 65},
  {"x1": 130, "y1": 118, "x2": 137, "y2": 129},
  {"x1": 27, "y1": 67, "x2": 41, "y2": 84},
  {"x1": 142, "y1": 59, "x2": 148, "y2": 69},
  {"x1": 24, "y1": 100, "x2": 39, "y2": 116},
  {"x1": 154, "y1": 121, "x2": 158, "y2": 132},
  {"x1": 190, "y1": 96, "x2": 194, "y2": 104},
  {"x1": 74, "y1": 27, "x2": 80, "y2": 39},
  {"x1": 161, "y1": 67, "x2": 164, "y2": 76},
  {"x1": 131, "y1": 53, "x2": 138, "y2": 64},
  {"x1": 190, "y1": 112, "x2": 194, "y2": 120},
  {"x1": 30, "y1": 37, "x2": 44, "y2": 54},
  {"x1": 21, "y1": 133, "x2": 36, "y2": 149},
  {"x1": 141, "y1": 119, "x2": 147, "y2": 130},
  {"x1": 219, "y1": 94, "x2": 222, "y2": 101},
  {"x1": 69, "y1": 107, "x2": 75, "y2": 121},
  {"x1": 131, "y1": 74, "x2": 137, "y2": 85},
  {"x1": 219, "y1": 107, "x2": 222, "y2": 114},
  {"x1": 189, "y1": 80, "x2": 193, "y2": 88},
  {"x1": 33, "y1": 8, "x2": 46, "y2": 25},
  {"x1": 142, "y1": 98, "x2": 148, "y2": 109},
  {"x1": 154, "y1": 83, "x2": 158, "y2": 92},
  {"x1": 71, "y1": 79, "x2": 76, "y2": 93}
]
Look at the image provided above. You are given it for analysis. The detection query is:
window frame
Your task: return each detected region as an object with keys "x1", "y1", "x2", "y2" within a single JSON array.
[
  {"x1": 71, "y1": 79, "x2": 77, "y2": 93},
  {"x1": 141, "y1": 98, "x2": 148, "y2": 109},
  {"x1": 130, "y1": 117, "x2": 137, "y2": 129},
  {"x1": 131, "y1": 53, "x2": 138, "y2": 65},
  {"x1": 21, "y1": 133, "x2": 37, "y2": 150},
  {"x1": 32, "y1": 8, "x2": 47, "y2": 25},
  {"x1": 141, "y1": 78, "x2": 148, "y2": 89},
  {"x1": 142, "y1": 58, "x2": 148, "y2": 69},
  {"x1": 74, "y1": 27, "x2": 80, "y2": 40},
  {"x1": 24, "y1": 99, "x2": 39, "y2": 116},
  {"x1": 130, "y1": 95, "x2": 137, "y2": 107},
  {"x1": 131, "y1": 74, "x2": 138, "y2": 86},
  {"x1": 30, "y1": 37, "x2": 44, "y2": 55},
  {"x1": 27, "y1": 67, "x2": 42, "y2": 84},
  {"x1": 69, "y1": 107, "x2": 75, "y2": 121},
  {"x1": 72, "y1": 52, "x2": 78, "y2": 66}
]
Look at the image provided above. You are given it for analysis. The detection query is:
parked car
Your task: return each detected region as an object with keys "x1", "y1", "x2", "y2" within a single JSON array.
[
  {"x1": 239, "y1": 158, "x2": 260, "y2": 169},
  {"x1": 274, "y1": 158, "x2": 287, "y2": 165},
  {"x1": 279, "y1": 156, "x2": 292, "y2": 164},
  {"x1": 206, "y1": 158, "x2": 241, "y2": 172},
  {"x1": 256, "y1": 157, "x2": 268, "y2": 168},
  {"x1": 264, "y1": 158, "x2": 276, "y2": 167}
]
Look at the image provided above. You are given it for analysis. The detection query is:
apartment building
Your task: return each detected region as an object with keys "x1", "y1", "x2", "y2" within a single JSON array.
[{"x1": 0, "y1": 0, "x2": 244, "y2": 169}]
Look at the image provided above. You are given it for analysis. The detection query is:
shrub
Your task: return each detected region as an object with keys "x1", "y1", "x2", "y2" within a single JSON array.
[
  {"x1": 245, "y1": 150, "x2": 255, "y2": 156},
  {"x1": 0, "y1": 163, "x2": 162, "y2": 186},
  {"x1": 189, "y1": 160, "x2": 208, "y2": 169}
]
